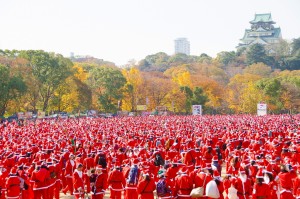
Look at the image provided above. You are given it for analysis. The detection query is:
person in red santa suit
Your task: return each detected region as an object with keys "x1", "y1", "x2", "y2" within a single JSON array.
[
  {"x1": 91, "y1": 166, "x2": 108, "y2": 199},
  {"x1": 107, "y1": 164, "x2": 126, "y2": 199},
  {"x1": 251, "y1": 170, "x2": 271, "y2": 199},
  {"x1": 174, "y1": 166, "x2": 193, "y2": 199},
  {"x1": 30, "y1": 163, "x2": 50, "y2": 199},
  {"x1": 5, "y1": 167, "x2": 21, "y2": 199},
  {"x1": 235, "y1": 167, "x2": 252, "y2": 199},
  {"x1": 293, "y1": 166, "x2": 300, "y2": 199},
  {"x1": 73, "y1": 164, "x2": 86, "y2": 199},
  {"x1": 137, "y1": 172, "x2": 156, "y2": 199},
  {"x1": 193, "y1": 164, "x2": 213, "y2": 199},
  {"x1": 263, "y1": 167, "x2": 278, "y2": 199},
  {"x1": 277, "y1": 164, "x2": 296, "y2": 199},
  {"x1": 207, "y1": 170, "x2": 224, "y2": 199},
  {"x1": 46, "y1": 158, "x2": 56, "y2": 199},
  {"x1": 0, "y1": 165, "x2": 9, "y2": 199},
  {"x1": 63, "y1": 154, "x2": 76, "y2": 195},
  {"x1": 124, "y1": 159, "x2": 140, "y2": 199}
]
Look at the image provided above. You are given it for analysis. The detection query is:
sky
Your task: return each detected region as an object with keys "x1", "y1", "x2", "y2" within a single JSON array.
[{"x1": 1, "y1": 0, "x2": 300, "y2": 66}]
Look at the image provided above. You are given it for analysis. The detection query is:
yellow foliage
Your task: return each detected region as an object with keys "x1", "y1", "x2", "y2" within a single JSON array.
[{"x1": 73, "y1": 64, "x2": 88, "y2": 82}]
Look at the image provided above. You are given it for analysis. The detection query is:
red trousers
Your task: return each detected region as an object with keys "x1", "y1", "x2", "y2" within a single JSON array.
[
  {"x1": 63, "y1": 177, "x2": 73, "y2": 195},
  {"x1": 110, "y1": 190, "x2": 122, "y2": 199},
  {"x1": 33, "y1": 189, "x2": 48, "y2": 199}
]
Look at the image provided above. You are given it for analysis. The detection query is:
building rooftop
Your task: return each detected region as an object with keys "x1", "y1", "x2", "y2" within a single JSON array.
[{"x1": 250, "y1": 13, "x2": 274, "y2": 24}]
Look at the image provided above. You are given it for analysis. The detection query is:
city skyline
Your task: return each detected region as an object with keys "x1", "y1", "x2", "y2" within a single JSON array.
[{"x1": 1, "y1": 0, "x2": 300, "y2": 66}]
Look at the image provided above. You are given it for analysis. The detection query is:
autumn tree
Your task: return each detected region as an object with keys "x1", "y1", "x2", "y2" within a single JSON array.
[
  {"x1": 122, "y1": 67, "x2": 143, "y2": 111},
  {"x1": 243, "y1": 62, "x2": 272, "y2": 77}
]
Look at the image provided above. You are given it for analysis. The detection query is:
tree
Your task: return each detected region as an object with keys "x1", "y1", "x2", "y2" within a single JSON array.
[
  {"x1": 180, "y1": 86, "x2": 208, "y2": 113},
  {"x1": 19, "y1": 50, "x2": 73, "y2": 111},
  {"x1": 291, "y1": 37, "x2": 300, "y2": 56},
  {"x1": 0, "y1": 64, "x2": 26, "y2": 116},
  {"x1": 191, "y1": 87, "x2": 208, "y2": 107},
  {"x1": 243, "y1": 62, "x2": 272, "y2": 77},
  {"x1": 216, "y1": 51, "x2": 236, "y2": 66},
  {"x1": 239, "y1": 82, "x2": 265, "y2": 113},
  {"x1": 246, "y1": 44, "x2": 269, "y2": 65},
  {"x1": 256, "y1": 78, "x2": 283, "y2": 112},
  {"x1": 226, "y1": 73, "x2": 262, "y2": 113},
  {"x1": 121, "y1": 67, "x2": 143, "y2": 111},
  {"x1": 180, "y1": 86, "x2": 193, "y2": 113},
  {"x1": 88, "y1": 67, "x2": 126, "y2": 113}
]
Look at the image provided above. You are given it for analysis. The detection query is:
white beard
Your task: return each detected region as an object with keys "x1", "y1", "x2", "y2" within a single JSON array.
[
  {"x1": 264, "y1": 175, "x2": 270, "y2": 184},
  {"x1": 70, "y1": 160, "x2": 75, "y2": 166},
  {"x1": 239, "y1": 175, "x2": 247, "y2": 183}
]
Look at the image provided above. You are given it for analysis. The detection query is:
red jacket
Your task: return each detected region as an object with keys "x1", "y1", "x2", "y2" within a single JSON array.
[
  {"x1": 30, "y1": 167, "x2": 49, "y2": 190},
  {"x1": 278, "y1": 171, "x2": 297, "y2": 190},
  {"x1": 73, "y1": 170, "x2": 85, "y2": 194},
  {"x1": 93, "y1": 173, "x2": 108, "y2": 195},
  {"x1": 175, "y1": 174, "x2": 193, "y2": 198},
  {"x1": 235, "y1": 177, "x2": 252, "y2": 199},
  {"x1": 64, "y1": 160, "x2": 76, "y2": 178},
  {"x1": 252, "y1": 183, "x2": 271, "y2": 199},
  {"x1": 108, "y1": 169, "x2": 126, "y2": 190},
  {"x1": 137, "y1": 178, "x2": 156, "y2": 199},
  {"x1": 6, "y1": 175, "x2": 21, "y2": 198}
]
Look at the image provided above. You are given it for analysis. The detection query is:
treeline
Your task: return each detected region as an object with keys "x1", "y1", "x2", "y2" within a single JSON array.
[{"x1": 0, "y1": 38, "x2": 300, "y2": 116}]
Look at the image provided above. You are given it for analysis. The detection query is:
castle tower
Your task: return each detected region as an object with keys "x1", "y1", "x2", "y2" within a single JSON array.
[{"x1": 237, "y1": 13, "x2": 282, "y2": 49}]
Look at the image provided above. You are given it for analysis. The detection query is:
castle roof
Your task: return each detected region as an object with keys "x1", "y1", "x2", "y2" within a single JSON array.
[{"x1": 250, "y1": 13, "x2": 274, "y2": 24}]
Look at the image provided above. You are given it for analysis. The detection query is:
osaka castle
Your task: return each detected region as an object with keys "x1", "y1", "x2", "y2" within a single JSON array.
[{"x1": 237, "y1": 13, "x2": 282, "y2": 49}]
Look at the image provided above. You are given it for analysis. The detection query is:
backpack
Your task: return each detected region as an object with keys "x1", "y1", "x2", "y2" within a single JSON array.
[
  {"x1": 154, "y1": 153, "x2": 165, "y2": 166},
  {"x1": 205, "y1": 180, "x2": 220, "y2": 198},
  {"x1": 98, "y1": 155, "x2": 107, "y2": 169},
  {"x1": 127, "y1": 166, "x2": 138, "y2": 184},
  {"x1": 156, "y1": 179, "x2": 170, "y2": 197}
]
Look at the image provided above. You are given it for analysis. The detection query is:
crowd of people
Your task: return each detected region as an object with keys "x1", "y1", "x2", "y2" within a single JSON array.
[{"x1": 0, "y1": 114, "x2": 299, "y2": 199}]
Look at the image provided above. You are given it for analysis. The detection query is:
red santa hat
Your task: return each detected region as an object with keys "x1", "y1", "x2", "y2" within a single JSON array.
[
  {"x1": 205, "y1": 163, "x2": 212, "y2": 170},
  {"x1": 10, "y1": 167, "x2": 17, "y2": 174},
  {"x1": 133, "y1": 158, "x2": 139, "y2": 165},
  {"x1": 213, "y1": 170, "x2": 220, "y2": 178},
  {"x1": 263, "y1": 164, "x2": 273, "y2": 175},
  {"x1": 180, "y1": 166, "x2": 188, "y2": 174},
  {"x1": 239, "y1": 167, "x2": 246, "y2": 174},
  {"x1": 226, "y1": 167, "x2": 233, "y2": 176},
  {"x1": 212, "y1": 156, "x2": 218, "y2": 161}
]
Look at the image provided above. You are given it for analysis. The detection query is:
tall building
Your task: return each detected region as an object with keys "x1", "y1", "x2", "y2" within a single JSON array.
[
  {"x1": 237, "y1": 13, "x2": 282, "y2": 49},
  {"x1": 175, "y1": 38, "x2": 190, "y2": 55}
]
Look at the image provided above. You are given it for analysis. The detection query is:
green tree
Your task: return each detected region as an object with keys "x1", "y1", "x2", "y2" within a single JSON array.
[
  {"x1": 191, "y1": 87, "x2": 208, "y2": 107},
  {"x1": 216, "y1": 51, "x2": 236, "y2": 66},
  {"x1": 180, "y1": 86, "x2": 193, "y2": 113},
  {"x1": 89, "y1": 67, "x2": 126, "y2": 113},
  {"x1": 19, "y1": 50, "x2": 73, "y2": 111},
  {"x1": 0, "y1": 64, "x2": 26, "y2": 116},
  {"x1": 291, "y1": 37, "x2": 300, "y2": 56},
  {"x1": 246, "y1": 44, "x2": 269, "y2": 66}
]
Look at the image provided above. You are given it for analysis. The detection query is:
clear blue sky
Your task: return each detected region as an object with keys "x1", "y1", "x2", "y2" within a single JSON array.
[{"x1": 1, "y1": 0, "x2": 300, "y2": 66}]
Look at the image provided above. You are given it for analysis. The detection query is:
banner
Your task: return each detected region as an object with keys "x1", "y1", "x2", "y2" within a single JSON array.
[
  {"x1": 192, "y1": 105, "x2": 202, "y2": 115},
  {"x1": 87, "y1": 110, "x2": 97, "y2": 117},
  {"x1": 257, "y1": 103, "x2": 267, "y2": 116},
  {"x1": 25, "y1": 112, "x2": 33, "y2": 119},
  {"x1": 17, "y1": 112, "x2": 25, "y2": 119},
  {"x1": 37, "y1": 111, "x2": 45, "y2": 119},
  {"x1": 137, "y1": 105, "x2": 147, "y2": 111}
]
